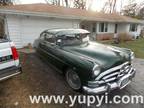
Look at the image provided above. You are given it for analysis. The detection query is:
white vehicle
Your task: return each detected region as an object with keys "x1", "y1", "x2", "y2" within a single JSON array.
[
  {"x1": 0, "y1": 17, "x2": 22, "y2": 81},
  {"x1": 0, "y1": 39, "x2": 22, "y2": 81}
]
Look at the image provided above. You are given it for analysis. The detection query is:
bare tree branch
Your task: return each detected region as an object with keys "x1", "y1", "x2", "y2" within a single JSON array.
[
  {"x1": 74, "y1": 0, "x2": 87, "y2": 9},
  {"x1": 0, "y1": 0, "x2": 14, "y2": 6},
  {"x1": 102, "y1": 0, "x2": 117, "y2": 13}
]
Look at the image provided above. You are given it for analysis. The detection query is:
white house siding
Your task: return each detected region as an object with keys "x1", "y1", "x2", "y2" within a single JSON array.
[
  {"x1": 6, "y1": 15, "x2": 80, "y2": 48},
  {"x1": 117, "y1": 23, "x2": 129, "y2": 33},
  {"x1": 108, "y1": 23, "x2": 115, "y2": 33},
  {"x1": 6, "y1": 15, "x2": 22, "y2": 48},
  {"x1": 117, "y1": 23, "x2": 141, "y2": 38}
]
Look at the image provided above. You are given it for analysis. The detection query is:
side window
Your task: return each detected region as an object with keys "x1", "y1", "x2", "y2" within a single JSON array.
[
  {"x1": 40, "y1": 32, "x2": 46, "y2": 40},
  {"x1": 44, "y1": 33, "x2": 55, "y2": 44}
]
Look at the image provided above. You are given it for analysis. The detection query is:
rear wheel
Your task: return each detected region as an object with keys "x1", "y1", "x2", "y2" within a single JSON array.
[{"x1": 65, "y1": 69, "x2": 82, "y2": 90}]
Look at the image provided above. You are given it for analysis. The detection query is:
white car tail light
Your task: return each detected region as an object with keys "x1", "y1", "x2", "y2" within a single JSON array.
[{"x1": 11, "y1": 46, "x2": 19, "y2": 60}]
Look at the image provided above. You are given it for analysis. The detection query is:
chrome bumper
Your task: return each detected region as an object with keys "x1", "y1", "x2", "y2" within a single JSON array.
[
  {"x1": 83, "y1": 69, "x2": 136, "y2": 94},
  {"x1": 0, "y1": 64, "x2": 22, "y2": 81}
]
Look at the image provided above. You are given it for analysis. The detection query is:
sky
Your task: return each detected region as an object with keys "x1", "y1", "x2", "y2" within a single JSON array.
[
  {"x1": 90, "y1": 0, "x2": 143, "y2": 11},
  {"x1": 18, "y1": 0, "x2": 144, "y2": 12}
]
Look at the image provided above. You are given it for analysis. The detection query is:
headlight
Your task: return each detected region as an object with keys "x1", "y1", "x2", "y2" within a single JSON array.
[
  {"x1": 130, "y1": 51, "x2": 135, "y2": 60},
  {"x1": 92, "y1": 64, "x2": 101, "y2": 76}
]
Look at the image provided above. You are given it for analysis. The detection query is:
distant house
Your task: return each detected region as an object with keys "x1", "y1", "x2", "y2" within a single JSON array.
[{"x1": 0, "y1": 3, "x2": 143, "y2": 48}]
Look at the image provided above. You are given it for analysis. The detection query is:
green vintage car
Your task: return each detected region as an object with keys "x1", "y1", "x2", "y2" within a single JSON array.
[{"x1": 36, "y1": 29, "x2": 136, "y2": 94}]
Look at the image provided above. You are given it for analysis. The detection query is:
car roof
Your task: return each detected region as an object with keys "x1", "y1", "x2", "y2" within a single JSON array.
[{"x1": 44, "y1": 29, "x2": 90, "y2": 36}]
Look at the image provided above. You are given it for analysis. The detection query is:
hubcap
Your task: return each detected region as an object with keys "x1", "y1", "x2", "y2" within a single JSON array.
[{"x1": 66, "y1": 69, "x2": 81, "y2": 90}]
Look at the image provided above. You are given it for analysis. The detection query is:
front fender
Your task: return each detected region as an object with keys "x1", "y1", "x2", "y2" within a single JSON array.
[{"x1": 60, "y1": 50, "x2": 94, "y2": 82}]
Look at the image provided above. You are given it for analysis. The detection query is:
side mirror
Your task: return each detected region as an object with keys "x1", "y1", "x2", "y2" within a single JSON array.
[{"x1": 57, "y1": 39, "x2": 62, "y2": 47}]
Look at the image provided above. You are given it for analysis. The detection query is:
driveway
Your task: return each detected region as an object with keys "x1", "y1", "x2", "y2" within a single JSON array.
[{"x1": 0, "y1": 51, "x2": 144, "y2": 108}]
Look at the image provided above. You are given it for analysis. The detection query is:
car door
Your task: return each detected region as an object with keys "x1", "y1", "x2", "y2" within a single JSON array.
[{"x1": 39, "y1": 32, "x2": 65, "y2": 70}]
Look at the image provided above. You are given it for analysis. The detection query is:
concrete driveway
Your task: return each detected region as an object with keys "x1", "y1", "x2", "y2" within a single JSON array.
[{"x1": 0, "y1": 51, "x2": 144, "y2": 108}]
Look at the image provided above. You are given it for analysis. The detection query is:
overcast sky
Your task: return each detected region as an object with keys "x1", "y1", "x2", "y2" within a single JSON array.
[{"x1": 19, "y1": 0, "x2": 144, "y2": 12}]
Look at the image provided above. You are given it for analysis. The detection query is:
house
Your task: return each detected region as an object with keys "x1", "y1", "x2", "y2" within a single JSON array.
[{"x1": 0, "y1": 3, "x2": 142, "y2": 48}]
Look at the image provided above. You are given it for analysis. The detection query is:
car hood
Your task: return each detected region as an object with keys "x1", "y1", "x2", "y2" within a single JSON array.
[{"x1": 62, "y1": 42, "x2": 131, "y2": 70}]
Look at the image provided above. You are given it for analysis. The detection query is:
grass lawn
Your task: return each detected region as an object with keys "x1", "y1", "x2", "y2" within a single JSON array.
[{"x1": 99, "y1": 38, "x2": 144, "y2": 59}]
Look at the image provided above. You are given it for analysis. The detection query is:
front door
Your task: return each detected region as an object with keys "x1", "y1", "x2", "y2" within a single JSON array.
[{"x1": 38, "y1": 32, "x2": 65, "y2": 71}]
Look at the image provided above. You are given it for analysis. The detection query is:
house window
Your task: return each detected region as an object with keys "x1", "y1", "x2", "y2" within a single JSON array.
[
  {"x1": 129, "y1": 24, "x2": 138, "y2": 32},
  {"x1": 92, "y1": 23, "x2": 96, "y2": 32},
  {"x1": 99, "y1": 23, "x2": 108, "y2": 32}
]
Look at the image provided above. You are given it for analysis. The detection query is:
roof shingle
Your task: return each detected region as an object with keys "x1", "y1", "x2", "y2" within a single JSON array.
[{"x1": 0, "y1": 3, "x2": 142, "y2": 23}]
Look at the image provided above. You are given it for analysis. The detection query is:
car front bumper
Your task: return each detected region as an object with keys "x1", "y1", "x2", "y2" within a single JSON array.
[
  {"x1": 0, "y1": 64, "x2": 22, "y2": 81},
  {"x1": 83, "y1": 68, "x2": 136, "y2": 94}
]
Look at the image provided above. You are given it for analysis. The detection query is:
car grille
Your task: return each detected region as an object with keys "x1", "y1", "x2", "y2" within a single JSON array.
[{"x1": 95, "y1": 62, "x2": 133, "y2": 84}]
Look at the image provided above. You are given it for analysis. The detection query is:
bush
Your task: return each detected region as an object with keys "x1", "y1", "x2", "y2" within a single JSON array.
[
  {"x1": 140, "y1": 30, "x2": 144, "y2": 38},
  {"x1": 102, "y1": 35, "x2": 112, "y2": 40},
  {"x1": 96, "y1": 33, "x2": 113, "y2": 41},
  {"x1": 117, "y1": 33, "x2": 133, "y2": 43}
]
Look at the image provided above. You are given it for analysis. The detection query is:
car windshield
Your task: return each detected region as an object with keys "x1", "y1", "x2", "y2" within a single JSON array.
[{"x1": 60, "y1": 33, "x2": 90, "y2": 46}]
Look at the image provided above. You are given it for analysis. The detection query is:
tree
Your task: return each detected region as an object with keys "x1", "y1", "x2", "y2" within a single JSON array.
[
  {"x1": 45, "y1": 0, "x2": 88, "y2": 9},
  {"x1": 137, "y1": 7, "x2": 144, "y2": 19},
  {"x1": 102, "y1": 0, "x2": 117, "y2": 13},
  {"x1": 120, "y1": 0, "x2": 144, "y2": 19},
  {"x1": 0, "y1": 0, "x2": 14, "y2": 6},
  {"x1": 136, "y1": 1, "x2": 144, "y2": 19},
  {"x1": 45, "y1": 0, "x2": 60, "y2": 5},
  {"x1": 120, "y1": 0, "x2": 141, "y2": 18},
  {"x1": 73, "y1": 0, "x2": 87, "y2": 9},
  {"x1": 122, "y1": 3, "x2": 137, "y2": 17},
  {"x1": 49, "y1": 0, "x2": 61, "y2": 5},
  {"x1": 64, "y1": 0, "x2": 68, "y2": 7}
]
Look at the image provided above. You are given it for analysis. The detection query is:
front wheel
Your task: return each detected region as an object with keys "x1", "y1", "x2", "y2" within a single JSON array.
[{"x1": 65, "y1": 69, "x2": 82, "y2": 91}]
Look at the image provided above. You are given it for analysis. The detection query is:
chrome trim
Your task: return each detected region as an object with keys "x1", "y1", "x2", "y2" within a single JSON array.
[
  {"x1": 125, "y1": 65, "x2": 130, "y2": 69},
  {"x1": 104, "y1": 77, "x2": 117, "y2": 83},
  {"x1": 103, "y1": 72, "x2": 119, "y2": 80},
  {"x1": 0, "y1": 71, "x2": 21, "y2": 81},
  {"x1": 83, "y1": 69, "x2": 136, "y2": 94},
  {"x1": 128, "y1": 68, "x2": 133, "y2": 73},
  {"x1": 88, "y1": 77, "x2": 117, "y2": 85},
  {"x1": 83, "y1": 82, "x2": 118, "y2": 94},
  {"x1": 93, "y1": 64, "x2": 99, "y2": 71},
  {"x1": 96, "y1": 62, "x2": 129, "y2": 80}
]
